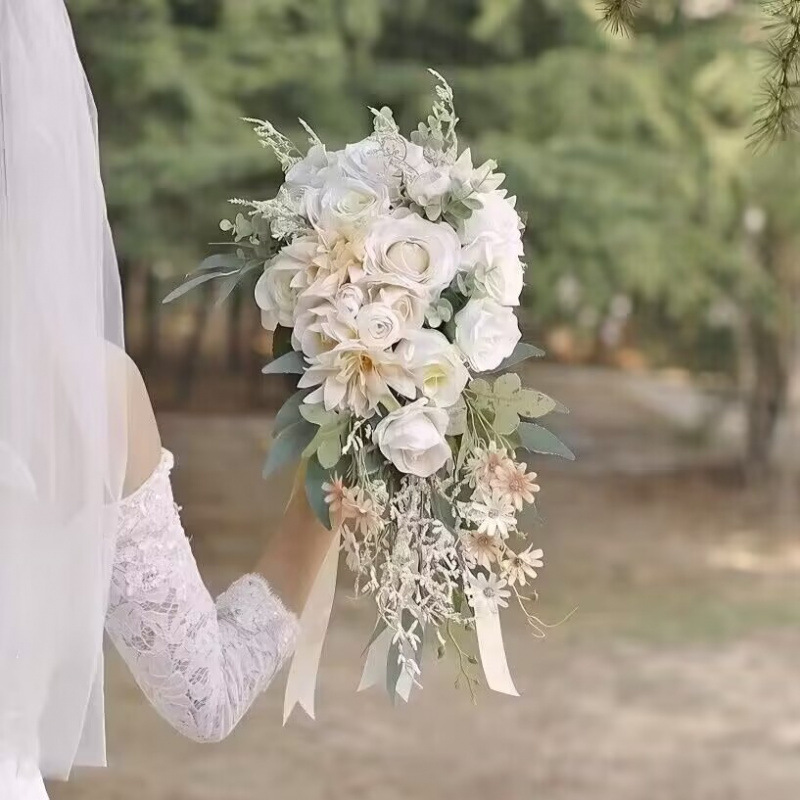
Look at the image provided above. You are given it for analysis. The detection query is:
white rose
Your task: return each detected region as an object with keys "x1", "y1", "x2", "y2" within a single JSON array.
[
  {"x1": 363, "y1": 211, "x2": 461, "y2": 300},
  {"x1": 396, "y1": 329, "x2": 469, "y2": 408},
  {"x1": 364, "y1": 282, "x2": 427, "y2": 330},
  {"x1": 357, "y1": 302, "x2": 404, "y2": 349},
  {"x1": 339, "y1": 136, "x2": 427, "y2": 198},
  {"x1": 454, "y1": 297, "x2": 522, "y2": 372},
  {"x1": 254, "y1": 240, "x2": 313, "y2": 331},
  {"x1": 406, "y1": 166, "x2": 452, "y2": 208},
  {"x1": 458, "y1": 190, "x2": 524, "y2": 257},
  {"x1": 284, "y1": 144, "x2": 339, "y2": 197},
  {"x1": 306, "y1": 174, "x2": 390, "y2": 236},
  {"x1": 373, "y1": 399, "x2": 451, "y2": 478},
  {"x1": 462, "y1": 233, "x2": 524, "y2": 306},
  {"x1": 334, "y1": 283, "x2": 364, "y2": 320}
]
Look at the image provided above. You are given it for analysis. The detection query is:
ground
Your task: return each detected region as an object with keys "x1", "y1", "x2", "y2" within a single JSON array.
[{"x1": 50, "y1": 366, "x2": 800, "y2": 800}]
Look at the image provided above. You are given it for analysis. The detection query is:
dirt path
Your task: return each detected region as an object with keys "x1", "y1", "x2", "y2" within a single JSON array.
[{"x1": 50, "y1": 384, "x2": 800, "y2": 800}]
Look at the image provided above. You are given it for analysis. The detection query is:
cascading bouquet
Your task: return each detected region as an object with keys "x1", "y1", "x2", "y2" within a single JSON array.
[{"x1": 166, "y1": 70, "x2": 573, "y2": 718}]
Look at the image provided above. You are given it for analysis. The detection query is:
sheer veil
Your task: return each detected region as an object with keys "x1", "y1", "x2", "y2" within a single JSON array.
[{"x1": 0, "y1": 0, "x2": 127, "y2": 781}]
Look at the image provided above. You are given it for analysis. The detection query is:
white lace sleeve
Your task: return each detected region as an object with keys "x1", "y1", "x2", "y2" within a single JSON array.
[{"x1": 105, "y1": 450, "x2": 299, "y2": 743}]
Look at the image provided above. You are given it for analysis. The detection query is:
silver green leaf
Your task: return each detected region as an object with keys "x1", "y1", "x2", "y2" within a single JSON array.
[
  {"x1": 517, "y1": 422, "x2": 575, "y2": 461},
  {"x1": 262, "y1": 351, "x2": 306, "y2": 375},
  {"x1": 304, "y1": 455, "x2": 333, "y2": 530},
  {"x1": 274, "y1": 390, "x2": 310, "y2": 435},
  {"x1": 486, "y1": 342, "x2": 545, "y2": 373},
  {"x1": 262, "y1": 420, "x2": 317, "y2": 478}
]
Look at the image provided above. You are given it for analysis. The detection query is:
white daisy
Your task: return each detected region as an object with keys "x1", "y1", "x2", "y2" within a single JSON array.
[
  {"x1": 470, "y1": 489, "x2": 517, "y2": 538},
  {"x1": 466, "y1": 572, "x2": 511, "y2": 613}
]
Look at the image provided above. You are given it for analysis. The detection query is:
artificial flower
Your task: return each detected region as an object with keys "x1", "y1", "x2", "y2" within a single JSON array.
[
  {"x1": 372, "y1": 398, "x2": 451, "y2": 478},
  {"x1": 363, "y1": 211, "x2": 461, "y2": 300},
  {"x1": 461, "y1": 232, "x2": 524, "y2": 306},
  {"x1": 470, "y1": 489, "x2": 517, "y2": 538},
  {"x1": 356, "y1": 302, "x2": 404, "y2": 349},
  {"x1": 491, "y1": 461, "x2": 540, "y2": 511},
  {"x1": 466, "y1": 442, "x2": 514, "y2": 488},
  {"x1": 299, "y1": 341, "x2": 415, "y2": 417},
  {"x1": 458, "y1": 189, "x2": 524, "y2": 255},
  {"x1": 454, "y1": 297, "x2": 521, "y2": 372},
  {"x1": 461, "y1": 530, "x2": 503, "y2": 570},
  {"x1": 254, "y1": 239, "x2": 314, "y2": 330},
  {"x1": 395, "y1": 328, "x2": 469, "y2": 408},
  {"x1": 467, "y1": 572, "x2": 511, "y2": 613},
  {"x1": 502, "y1": 545, "x2": 544, "y2": 587}
]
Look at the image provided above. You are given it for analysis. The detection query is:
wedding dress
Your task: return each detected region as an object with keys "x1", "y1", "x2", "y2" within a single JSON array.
[
  {"x1": 107, "y1": 449, "x2": 299, "y2": 743},
  {"x1": 0, "y1": 449, "x2": 299, "y2": 800}
]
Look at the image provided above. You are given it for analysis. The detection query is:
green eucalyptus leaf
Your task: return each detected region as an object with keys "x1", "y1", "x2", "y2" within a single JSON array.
[
  {"x1": 163, "y1": 266, "x2": 240, "y2": 304},
  {"x1": 486, "y1": 342, "x2": 546, "y2": 373},
  {"x1": 517, "y1": 422, "x2": 575, "y2": 461},
  {"x1": 316, "y1": 435, "x2": 342, "y2": 469},
  {"x1": 299, "y1": 403, "x2": 337, "y2": 427},
  {"x1": 493, "y1": 373, "x2": 522, "y2": 398},
  {"x1": 493, "y1": 405, "x2": 521, "y2": 435},
  {"x1": 263, "y1": 420, "x2": 317, "y2": 478},
  {"x1": 304, "y1": 454, "x2": 333, "y2": 530},
  {"x1": 262, "y1": 351, "x2": 306, "y2": 375},
  {"x1": 274, "y1": 390, "x2": 309, "y2": 435},
  {"x1": 516, "y1": 389, "x2": 560, "y2": 419}
]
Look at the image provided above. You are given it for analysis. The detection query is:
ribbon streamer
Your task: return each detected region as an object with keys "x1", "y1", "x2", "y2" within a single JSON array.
[
  {"x1": 282, "y1": 465, "x2": 341, "y2": 724},
  {"x1": 474, "y1": 600, "x2": 519, "y2": 696},
  {"x1": 283, "y1": 529, "x2": 340, "y2": 722}
]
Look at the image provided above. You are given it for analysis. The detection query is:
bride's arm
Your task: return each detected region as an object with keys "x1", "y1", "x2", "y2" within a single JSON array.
[{"x1": 105, "y1": 356, "x2": 334, "y2": 741}]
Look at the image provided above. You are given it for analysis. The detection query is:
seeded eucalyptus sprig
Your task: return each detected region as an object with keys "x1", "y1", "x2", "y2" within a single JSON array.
[{"x1": 751, "y1": 0, "x2": 800, "y2": 148}]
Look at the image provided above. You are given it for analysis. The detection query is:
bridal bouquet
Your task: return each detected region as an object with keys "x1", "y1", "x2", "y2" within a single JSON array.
[{"x1": 167, "y1": 71, "x2": 572, "y2": 715}]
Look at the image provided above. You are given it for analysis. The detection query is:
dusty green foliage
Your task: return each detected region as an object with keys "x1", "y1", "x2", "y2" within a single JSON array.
[
  {"x1": 597, "y1": 0, "x2": 642, "y2": 36},
  {"x1": 750, "y1": 0, "x2": 800, "y2": 148}
]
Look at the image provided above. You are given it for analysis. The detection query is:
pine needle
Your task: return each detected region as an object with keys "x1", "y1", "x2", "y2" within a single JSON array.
[
  {"x1": 750, "y1": 0, "x2": 800, "y2": 149},
  {"x1": 597, "y1": 0, "x2": 642, "y2": 37}
]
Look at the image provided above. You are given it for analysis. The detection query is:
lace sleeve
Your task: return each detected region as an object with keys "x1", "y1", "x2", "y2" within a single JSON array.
[{"x1": 105, "y1": 450, "x2": 299, "y2": 743}]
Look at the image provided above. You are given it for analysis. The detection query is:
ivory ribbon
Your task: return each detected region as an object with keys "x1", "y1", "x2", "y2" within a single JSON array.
[
  {"x1": 283, "y1": 528, "x2": 340, "y2": 722},
  {"x1": 474, "y1": 600, "x2": 519, "y2": 696}
]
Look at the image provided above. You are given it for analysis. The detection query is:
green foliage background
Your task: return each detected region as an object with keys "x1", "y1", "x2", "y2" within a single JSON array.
[{"x1": 69, "y1": 0, "x2": 800, "y2": 378}]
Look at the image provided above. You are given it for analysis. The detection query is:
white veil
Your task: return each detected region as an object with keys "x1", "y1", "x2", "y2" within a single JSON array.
[{"x1": 0, "y1": 0, "x2": 126, "y2": 781}]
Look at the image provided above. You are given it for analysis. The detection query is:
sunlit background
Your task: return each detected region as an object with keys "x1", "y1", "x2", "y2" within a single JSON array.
[{"x1": 54, "y1": 1, "x2": 800, "y2": 798}]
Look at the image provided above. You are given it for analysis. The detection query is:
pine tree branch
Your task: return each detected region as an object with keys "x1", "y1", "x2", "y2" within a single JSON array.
[
  {"x1": 597, "y1": 0, "x2": 643, "y2": 36},
  {"x1": 750, "y1": 0, "x2": 800, "y2": 148}
]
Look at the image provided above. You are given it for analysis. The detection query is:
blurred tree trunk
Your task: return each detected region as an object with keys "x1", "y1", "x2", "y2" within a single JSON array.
[{"x1": 743, "y1": 315, "x2": 787, "y2": 478}]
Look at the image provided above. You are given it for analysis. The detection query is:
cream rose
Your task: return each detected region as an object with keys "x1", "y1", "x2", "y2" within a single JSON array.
[
  {"x1": 373, "y1": 399, "x2": 451, "y2": 478},
  {"x1": 364, "y1": 282, "x2": 427, "y2": 330},
  {"x1": 363, "y1": 211, "x2": 461, "y2": 300},
  {"x1": 462, "y1": 233, "x2": 524, "y2": 306},
  {"x1": 357, "y1": 302, "x2": 404, "y2": 349},
  {"x1": 254, "y1": 239, "x2": 314, "y2": 330},
  {"x1": 458, "y1": 190, "x2": 524, "y2": 257},
  {"x1": 339, "y1": 136, "x2": 427, "y2": 197},
  {"x1": 285, "y1": 144, "x2": 339, "y2": 195},
  {"x1": 306, "y1": 174, "x2": 390, "y2": 236},
  {"x1": 406, "y1": 166, "x2": 452, "y2": 208},
  {"x1": 396, "y1": 329, "x2": 469, "y2": 408},
  {"x1": 454, "y1": 297, "x2": 521, "y2": 372}
]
